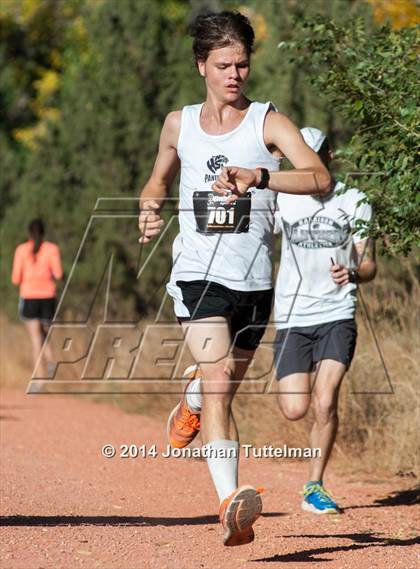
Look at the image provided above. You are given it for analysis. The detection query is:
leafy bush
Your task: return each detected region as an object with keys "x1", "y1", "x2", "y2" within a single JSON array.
[{"x1": 281, "y1": 17, "x2": 419, "y2": 254}]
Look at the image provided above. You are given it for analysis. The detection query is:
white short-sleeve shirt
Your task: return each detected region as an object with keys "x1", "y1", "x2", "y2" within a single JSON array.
[{"x1": 274, "y1": 181, "x2": 372, "y2": 329}]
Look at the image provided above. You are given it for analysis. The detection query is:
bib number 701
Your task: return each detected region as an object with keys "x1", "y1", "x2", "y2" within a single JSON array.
[
  {"x1": 207, "y1": 206, "x2": 235, "y2": 225},
  {"x1": 192, "y1": 190, "x2": 251, "y2": 233}
]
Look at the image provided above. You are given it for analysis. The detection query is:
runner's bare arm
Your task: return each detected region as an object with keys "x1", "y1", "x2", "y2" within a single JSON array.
[
  {"x1": 138, "y1": 111, "x2": 181, "y2": 244},
  {"x1": 212, "y1": 112, "x2": 331, "y2": 203},
  {"x1": 330, "y1": 239, "x2": 377, "y2": 285}
]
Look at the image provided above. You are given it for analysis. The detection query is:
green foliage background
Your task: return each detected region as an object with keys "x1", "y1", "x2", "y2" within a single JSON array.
[{"x1": 1, "y1": 0, "x2": 418, "y2": 320}]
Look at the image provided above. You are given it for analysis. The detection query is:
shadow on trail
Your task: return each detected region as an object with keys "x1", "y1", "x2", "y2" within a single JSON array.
[
  {"x1": 0, "y1": 515, "x2": 218, "y2": 527},
  {"x1": 344, "y1": 486, "x2": 420, "y2": 510},
  {"x1": 0, "y1": 511, "x2": 284, "y2": 527},
  {"x1": 0, "y1": 404, "x2": 31, "y2": 411},
  {"x1": 254, "y1": 532, "x2": 420, "y2": 563}
]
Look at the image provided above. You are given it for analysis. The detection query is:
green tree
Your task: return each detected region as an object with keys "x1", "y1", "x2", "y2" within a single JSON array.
[
  {"x1": 245, "y1": 0, "x2": 374, "y2": 147},
  {"x1": 0, "y1": 0, "x2": 85, "y2": 216},
  {"x1": 1, "y1": 0, "x2": 203, "y2": 319},
  {"x1": 280, "y1": 17, "x2": 419, "y2": 254},
  {"x1": 3, "y1": 0, "x2": 417, "y2": 321}
]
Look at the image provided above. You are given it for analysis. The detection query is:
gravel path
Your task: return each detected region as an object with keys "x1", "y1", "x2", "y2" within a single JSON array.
[{"x1": 1, "y1": 389, "x2": 419, "y2": 569}]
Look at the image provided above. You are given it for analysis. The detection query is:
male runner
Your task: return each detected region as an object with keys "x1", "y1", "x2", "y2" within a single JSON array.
[
  {"x1": 138, "y1": 12, "x2": 331, "y2": 546},
  {"x1": 273, "y1": 127, "x2": 376, "y2": 514}
]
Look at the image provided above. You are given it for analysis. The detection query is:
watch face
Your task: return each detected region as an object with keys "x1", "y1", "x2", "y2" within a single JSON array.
[
  {"x1": 349, "y1": 270, "x2": 357, "y2": 284},
  {"x1": 257, "y1": 168, "x2": 269, "y2": 189}
]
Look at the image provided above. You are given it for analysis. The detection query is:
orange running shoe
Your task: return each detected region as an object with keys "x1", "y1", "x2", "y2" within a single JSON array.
[
  {"x1": 167, "y1": 364, "x2": 201, "y2": 449},
  {"x1": 219, "y1": 485, "x2": 263, "y2": 546}
]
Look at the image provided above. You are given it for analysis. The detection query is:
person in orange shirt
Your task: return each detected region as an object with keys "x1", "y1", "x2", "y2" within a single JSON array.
[{"x1": 11, "y1": 219, "x2": 63, "y2": 375}]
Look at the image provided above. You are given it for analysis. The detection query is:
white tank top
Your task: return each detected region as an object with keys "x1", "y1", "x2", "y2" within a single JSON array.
[{"x1": 167, "y1": 101, "x2": 280, "y2": 294}]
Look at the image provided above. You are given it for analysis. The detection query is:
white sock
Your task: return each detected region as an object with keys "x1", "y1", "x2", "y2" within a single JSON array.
[
  {"x1": 185, "y1": 378, "x2": 202, "y2": 413},
  {"x1": 203, "y1": 439, "x2": 239, "y2": 503}
]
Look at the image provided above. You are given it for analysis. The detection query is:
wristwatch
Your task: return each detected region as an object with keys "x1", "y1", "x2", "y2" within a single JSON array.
[
  {"x1": 256, "y1": 167, "x2": 270, "y2": 189},
  {"x1": 348, "y1": 269, "x2": 360, "y2": 284}
]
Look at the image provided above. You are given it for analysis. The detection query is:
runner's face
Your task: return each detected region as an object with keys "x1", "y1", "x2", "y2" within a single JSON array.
[{"x1": 197, "y1": 42, "x2": 250, "y2": 102}]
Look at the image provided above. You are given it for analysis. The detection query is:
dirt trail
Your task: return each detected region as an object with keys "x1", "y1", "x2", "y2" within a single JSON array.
[{"x1": 0, "y1": 388, "x2": 418, "y2": 569}]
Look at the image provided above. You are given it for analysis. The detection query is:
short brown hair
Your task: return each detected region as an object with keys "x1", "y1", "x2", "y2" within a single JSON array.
[{"x1": 191, "y1": 11, "x2": 255, "y2": 64}]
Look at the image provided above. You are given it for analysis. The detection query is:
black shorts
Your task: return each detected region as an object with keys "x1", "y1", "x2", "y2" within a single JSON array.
[
  {"x1": 19, "y1": 298, "x2": 56, "y2": 323},
  {"x1": 176, "y1": 280, "x2": 273, "y2": 351},
  {"x1": 274, "y1": 319, "x2": 357, "y2": 379}
]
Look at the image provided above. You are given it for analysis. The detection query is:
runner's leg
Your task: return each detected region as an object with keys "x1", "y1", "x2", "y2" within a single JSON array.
[
  {"x1": 38, "y1": 322, "x2": 55, "y2": 378},
  {"x1": 182, "y1": 318, "x2": 264, "y2": 545},
  {"x1": 40, "y1": 323, "x2": 54, "y2": 364},
  {"x1": 24, "y1": 320, "x2": 44, "y2": 371},
  {"x1": 309, "y1": 359, "x2": 346, "y2": 482},
  {"x1": 181, "y1": 317, "x2": 243, "y2": 445},
  {"x1": 185, "y1": 336, "x2": 257, "y2": 416},
  {"x1": 182, "y1": 318, "x2": 259, "y2": 500},
  {"x1": 276, "y1": 373, "x2": 311, "y2": 421},
  {"x1": 274, "y1": 327, "x2": 313, "y2": 419},
  {"x1": 230, "y1": 346, "x2": 255, "y2": 386}
]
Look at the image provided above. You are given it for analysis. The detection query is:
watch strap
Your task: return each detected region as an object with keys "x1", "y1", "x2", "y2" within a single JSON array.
[{"x1": 256, "y1": 167, "x2": 270, "y2": 189}]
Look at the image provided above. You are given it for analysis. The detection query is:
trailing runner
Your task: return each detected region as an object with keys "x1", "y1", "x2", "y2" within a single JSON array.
[{"x1": 273, "y1": 127, "x2": 376, "y2": 514}]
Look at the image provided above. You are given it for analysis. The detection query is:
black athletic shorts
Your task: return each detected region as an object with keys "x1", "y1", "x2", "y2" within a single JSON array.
[
  {"x1": 176, "y1": 280, "x2": 273, "y2": 351},
  {"x1": 274, "y1": 318, "x2": 357, "y2": 379},
  {"x1": 19, "y1": 297, "x2": 56, "y2": 323}
]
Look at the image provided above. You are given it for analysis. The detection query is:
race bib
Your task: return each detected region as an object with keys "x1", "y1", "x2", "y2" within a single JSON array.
[{"x1": 193, "y1": 191, "x2": 251, "y2": 234}]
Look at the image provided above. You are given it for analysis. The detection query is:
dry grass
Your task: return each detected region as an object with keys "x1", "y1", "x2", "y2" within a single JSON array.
[
  {"x1": 1, "y1": 255, "x2": 418, "y2": 478},
  {"x1": 232, "y1": 255, "x2": 419, "y2": 478}
]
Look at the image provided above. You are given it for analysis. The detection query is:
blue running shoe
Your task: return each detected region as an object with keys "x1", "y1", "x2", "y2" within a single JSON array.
[{"x1": 301, "y1": 482, "x2": 340, "y2": 514}]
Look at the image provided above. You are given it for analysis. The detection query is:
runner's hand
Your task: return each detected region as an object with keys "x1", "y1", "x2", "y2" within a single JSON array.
[
  {"x1": 212, "y1": 167, "x2": 258, "y2": 204},
  {"x1": 138, "y1": 200, "x2": 164, "y2": 244},
  {"x1": 330, "y1": 263, "x2": 350, "y2": 285}
]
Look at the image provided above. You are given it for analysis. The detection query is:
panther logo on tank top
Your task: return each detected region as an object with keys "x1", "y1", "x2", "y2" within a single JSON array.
[{"x1": 204, "y1": 154, "x2": 228, "y2": 183}]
